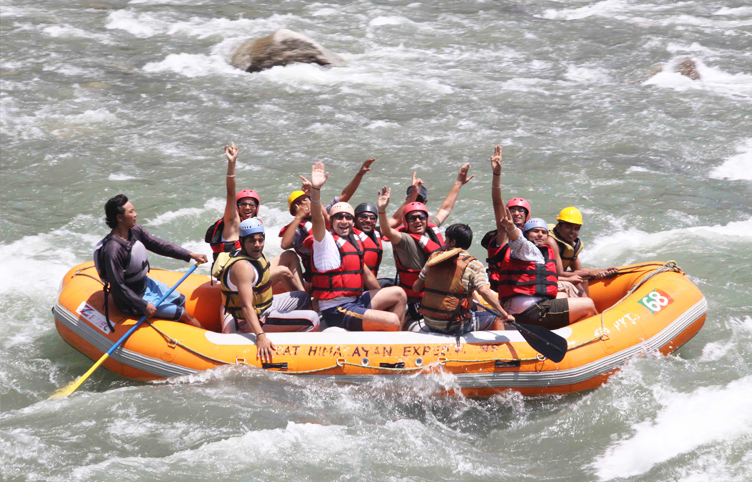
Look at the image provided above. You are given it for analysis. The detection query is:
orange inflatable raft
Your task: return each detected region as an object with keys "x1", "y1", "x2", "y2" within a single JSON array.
[{"x1": 52, "y1": 261, "x2": 706, "y2": 397}]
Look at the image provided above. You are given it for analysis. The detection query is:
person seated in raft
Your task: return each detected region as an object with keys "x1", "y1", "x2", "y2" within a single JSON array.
[
  {"x1": 94, "y1": 194, "x2": 208, "y2": 328},
  {"x1": 482, "y1": 145, "x2": 535, "y2": 294},
  {"x1": 410, "y1": 223, "x2": 513, "y2": 334},
  {"x1": 215, "y1": 219, "x2": 319, "y2": 355},
  {"x1": 545, "y1": 207, "x2": 618, "y2": 298},
  {"x1": 279, "y1": 158, "x2": 375, "y2": 287},
  {"x1": 204, "y1": 142, "x2": 304, "y2": 293},
  {"x1": 352, "y1": 202, "x2": 397, "y2": 288},
  {"x1": 377, "y1": 165, "x2": 474, "y2": 322},
  {"x1": 305, "y1": 161, "x2": 407, "y2": 331},
  {"x1": 496, "y1": 208, "x2": 597, "y2": 330}
]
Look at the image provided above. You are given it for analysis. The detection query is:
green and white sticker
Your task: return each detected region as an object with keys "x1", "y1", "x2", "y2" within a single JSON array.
[{"x1": 638, "y1": 289, "x2": 674, "y2": 314}]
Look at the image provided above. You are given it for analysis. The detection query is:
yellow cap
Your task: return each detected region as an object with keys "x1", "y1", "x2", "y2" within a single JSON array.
[
  {"x1": 556, "y1": 207, "x2": 583, "y2": 225},
  {"x1": 287, "y1": 190, "x2": 307, "y2": 215}
]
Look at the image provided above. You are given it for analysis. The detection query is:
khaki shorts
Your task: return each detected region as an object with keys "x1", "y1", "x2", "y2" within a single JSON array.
[{"x1": 515, "y1": 298, "x2": 570, "y2": 330}]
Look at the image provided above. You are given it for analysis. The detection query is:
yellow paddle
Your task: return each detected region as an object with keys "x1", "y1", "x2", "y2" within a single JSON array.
[{"x1": 50, "y1": 263, "x2": 200, "y2": 400}]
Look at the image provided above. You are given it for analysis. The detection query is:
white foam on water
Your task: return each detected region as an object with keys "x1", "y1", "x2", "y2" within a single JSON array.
[
  {"x1": 145, "y1": 198, "x2": 224, "y2": 226},
  {"x1": 582, "y1": 217, "x2": 752, "y2": 264},
  {"x1": 42, "y1": 24, "x2": 111, "y2": 43},
  {"x1": 591, "y1": 375, "x2": 752, "y2": 481},
  {"x1": 369, "y1": 16, "x2": 417, "y2": 28},
  {"x1": 709, "y1": 138, "x2": 752, "y2": 182},
  {"x1": 311, "y1": 7, "x2": 339, "y2": 17},
  {"x1": 564, "y1": 65, "x2": 612, "y2": 84},
  {"x1": 142, "y1": 52, "x2": 240, "y2": 78},
  {"x1": 108, "y1": 173, "x2": 137, "y2": 181},
  {"x1": 541, "y1": 0, "x2": 632, "y2": 21},
  {"x1": 643, "y1": 58, "x2": 752, "y2": 100},
  {"x1": 105, "y1": 9, "x2": 171, "y2": 38},
  {"x1": 713, "y1": 6, "x2": 752, "y2": 16}
]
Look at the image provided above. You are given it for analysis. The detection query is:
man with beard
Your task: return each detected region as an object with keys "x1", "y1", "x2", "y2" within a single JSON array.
[{"x1": 305, "y1": 162, "x2": 406, "y2": 331}]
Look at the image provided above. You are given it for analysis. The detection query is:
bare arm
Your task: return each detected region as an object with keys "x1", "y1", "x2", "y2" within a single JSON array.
[
  {"x1": 230, "y1": 262, "x2": 275, "y2": 362},
  {"x1": 477, "y1": 285, "x2": 511, "y2": 320},
  {"x1": 339, "y1": 159, "x2": 374, "y2": 202},
  {"x1": 388, "y1": 171, "x2": 422, "y2": 228},
  {"x1": 310, "y1": 162, "x2": 329, "y2": 242},
  {"x1": 363, "y1": 265, "x2": 380, "y2": 290},
  {"x1": 500, "y1": 206, "x2": 520, "y2": 242},
  {"x1": 377, "y1": 186, "x2": 401, "y2": 244},
  {"x1": 434, "y1": 163, "x2": 474, "y2": 226},
  {"x1": 222, "y1": 142, "x2": 241, "y2": 241},
  {"x1": 412, "y1": 277, "x2": 424, "y2": 293},
  {"x1": 490, "y1": 145, "x2": 509, "y2": 247},
  {"x1": 545, "y1": 236, "x2": 566, "y2": 276},
  {"x1": 280, "y1": 201, "x2": 310, "y2": 250}
]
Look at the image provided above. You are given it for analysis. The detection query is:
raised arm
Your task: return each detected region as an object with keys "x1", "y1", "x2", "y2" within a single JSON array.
[
  {"x1": 339, "y1": 158, "x2": 374, "y2": 202},
  {"x1": 222, "y1": 142, "x2": 241, "y2": 241},
  {"x1": 377, "y1": 186, "x2": 401, "y2": 244},
  {"x1": 310, "y1": 162, "x2": 329, "y2": 242},
  {"x1": 433, "y1": 163, "x2": 474, "y2": 226},
  {"x1": 388, "y1": 172, "x2": 422, "y2": 228},
  {"x1": 490, "y1": 145, "x2": 509, "y2": 247},
  {"x1": 280, "y1": 198, "x2": 310, "y2": 250}
]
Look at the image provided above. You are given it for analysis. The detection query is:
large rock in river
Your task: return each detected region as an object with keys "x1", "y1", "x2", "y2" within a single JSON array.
[{"x1": 230, "y1": 29, "x2": 347, "y2": 73}]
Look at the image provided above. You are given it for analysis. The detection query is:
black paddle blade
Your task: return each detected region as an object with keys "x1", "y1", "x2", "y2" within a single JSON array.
[{"x1": 510, "y1": 321, "x2": 568, "y2": 363}]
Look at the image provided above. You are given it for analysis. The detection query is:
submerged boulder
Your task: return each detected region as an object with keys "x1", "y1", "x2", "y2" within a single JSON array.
[
  {"x1": 676, "y1": 58, "x2": 700, "y2": 81},
  {"x1": 230, "y1": 29, "x2": 347, "y2": 73}
]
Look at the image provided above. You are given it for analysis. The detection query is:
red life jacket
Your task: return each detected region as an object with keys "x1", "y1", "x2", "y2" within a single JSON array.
[
  {"x1": 307, "y1": 232, "x2": 365, "y2": 300},
  {"x1": 279, "y1": 220, "x2": 314, "y2": 281},
  {"x1": 497, "y1": 243, "x2": 558, "y2": 302},
  {"x1": 204, "y1": 219, "x2": 241, "y2": 261},
  {"x1": 480, "y1": 229, "x2": 508, "y2": 293},
  {"x1": 394, "y1": 224, "x2": 445, "y2": 298},
  {"x1": 354, "y1": 228, "x2": 383, "y2": 277}
]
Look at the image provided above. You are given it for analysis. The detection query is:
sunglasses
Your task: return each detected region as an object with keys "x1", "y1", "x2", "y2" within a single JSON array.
[
  {"x1": 238, "y1": 201, "x2": 258, "y2": 208},
  {"x1": 406, "y1": 213, "x2": 428, "y2": 222},
  {"x1": 357, "y1": 214, "x2": 377, "y2": 221},
  {"x1": 332, "y1": 213, "x2": 354, "y2": 221}
]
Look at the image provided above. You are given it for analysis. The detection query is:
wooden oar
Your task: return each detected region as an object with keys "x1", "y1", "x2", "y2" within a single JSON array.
[
  {"x1": 474, "y1": 302, "x2": 568, "y2": 363},
  {"x1": 50, "y1": 264, "x2": 200, "y2": 400}
]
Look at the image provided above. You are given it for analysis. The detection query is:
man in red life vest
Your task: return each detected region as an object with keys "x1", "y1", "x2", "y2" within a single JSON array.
[
  {"x1": 497, "y1": 207, "x2": 596, "y2": 329},
  {"x1": 280, "y1": 159, "x2": 376, "y2": 287},
  {"x1": 307, "y1": 162, "x2": 407, "y2": 331},
  {"x1": 482, "y1": 145, "x2": 534, "y2": 293},
  {"x1": 204, "y1": 142, "x2": 304, "y2": 292}
]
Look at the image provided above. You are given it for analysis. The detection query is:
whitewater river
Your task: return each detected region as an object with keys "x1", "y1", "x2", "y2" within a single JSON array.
[{"x1": 2, "y1": 1, "x2": 751, "y2": 480}]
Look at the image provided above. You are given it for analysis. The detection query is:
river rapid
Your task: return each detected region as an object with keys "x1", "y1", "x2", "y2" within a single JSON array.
[{"x1": 1, "y1": 1, "x2": 751, "y2": 481}]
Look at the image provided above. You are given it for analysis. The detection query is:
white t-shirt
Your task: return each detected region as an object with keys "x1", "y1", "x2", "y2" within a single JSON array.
[{"x1": 313, "y1": 231, "x2": 358, "y2": 311}]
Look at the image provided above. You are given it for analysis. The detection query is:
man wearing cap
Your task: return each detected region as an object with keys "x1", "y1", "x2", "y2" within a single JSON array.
[
  {"x1": 495, "y1": 207, "x2": 597, "y2": 329},
  {"x1": 305, "y1": 162, "x2": 406, "y2": 331},
  {"x1": 280, "y1": 159, "x2": 375, "y2": 286},
  {"x1": 547, "y1": 207, "x2": 618, "y2": 297},
  {"x1": 216, "y1": 218, "x2": 320, "y2": 360},
  {"x1": 411, "y1": 224, "x2": 513, "y2": 334}
]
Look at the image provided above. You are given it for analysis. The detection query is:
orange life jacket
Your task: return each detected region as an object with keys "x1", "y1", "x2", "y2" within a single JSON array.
[{"x1": 419, "y1": 250, "x2": 475, "y2": 332}]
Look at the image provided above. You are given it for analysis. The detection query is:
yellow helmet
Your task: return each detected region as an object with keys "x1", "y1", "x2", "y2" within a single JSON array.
[
  {"x1": 556, "y1": 207, "x2": 583, "y2": 225},
  {"x1": 287, "y1": 190, "x2": 308, "y2": 215}
]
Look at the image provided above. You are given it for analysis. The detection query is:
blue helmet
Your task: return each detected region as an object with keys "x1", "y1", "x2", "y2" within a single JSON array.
[
  {"x1": 239, "y1": 218, "x2": 264, "y2": 238},
  {"x1": 522, "y1": 218, "x2": 548, "y2": 234}
]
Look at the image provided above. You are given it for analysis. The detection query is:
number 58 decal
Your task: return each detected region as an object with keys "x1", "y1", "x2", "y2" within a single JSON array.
[{"x1": 638, "y1": 289, "x2": 674, "y2": 314}]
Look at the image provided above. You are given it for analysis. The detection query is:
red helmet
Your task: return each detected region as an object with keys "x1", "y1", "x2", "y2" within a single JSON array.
[
  {"x1": 236, "y1": 189, "x2": 260, "y2": 205},
  {"x1": 403, "y1": 202, "x2": 429, "y2": 225},
  {"x1": 506, "y1": 198, "x2": 531, "y2": 222}
]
